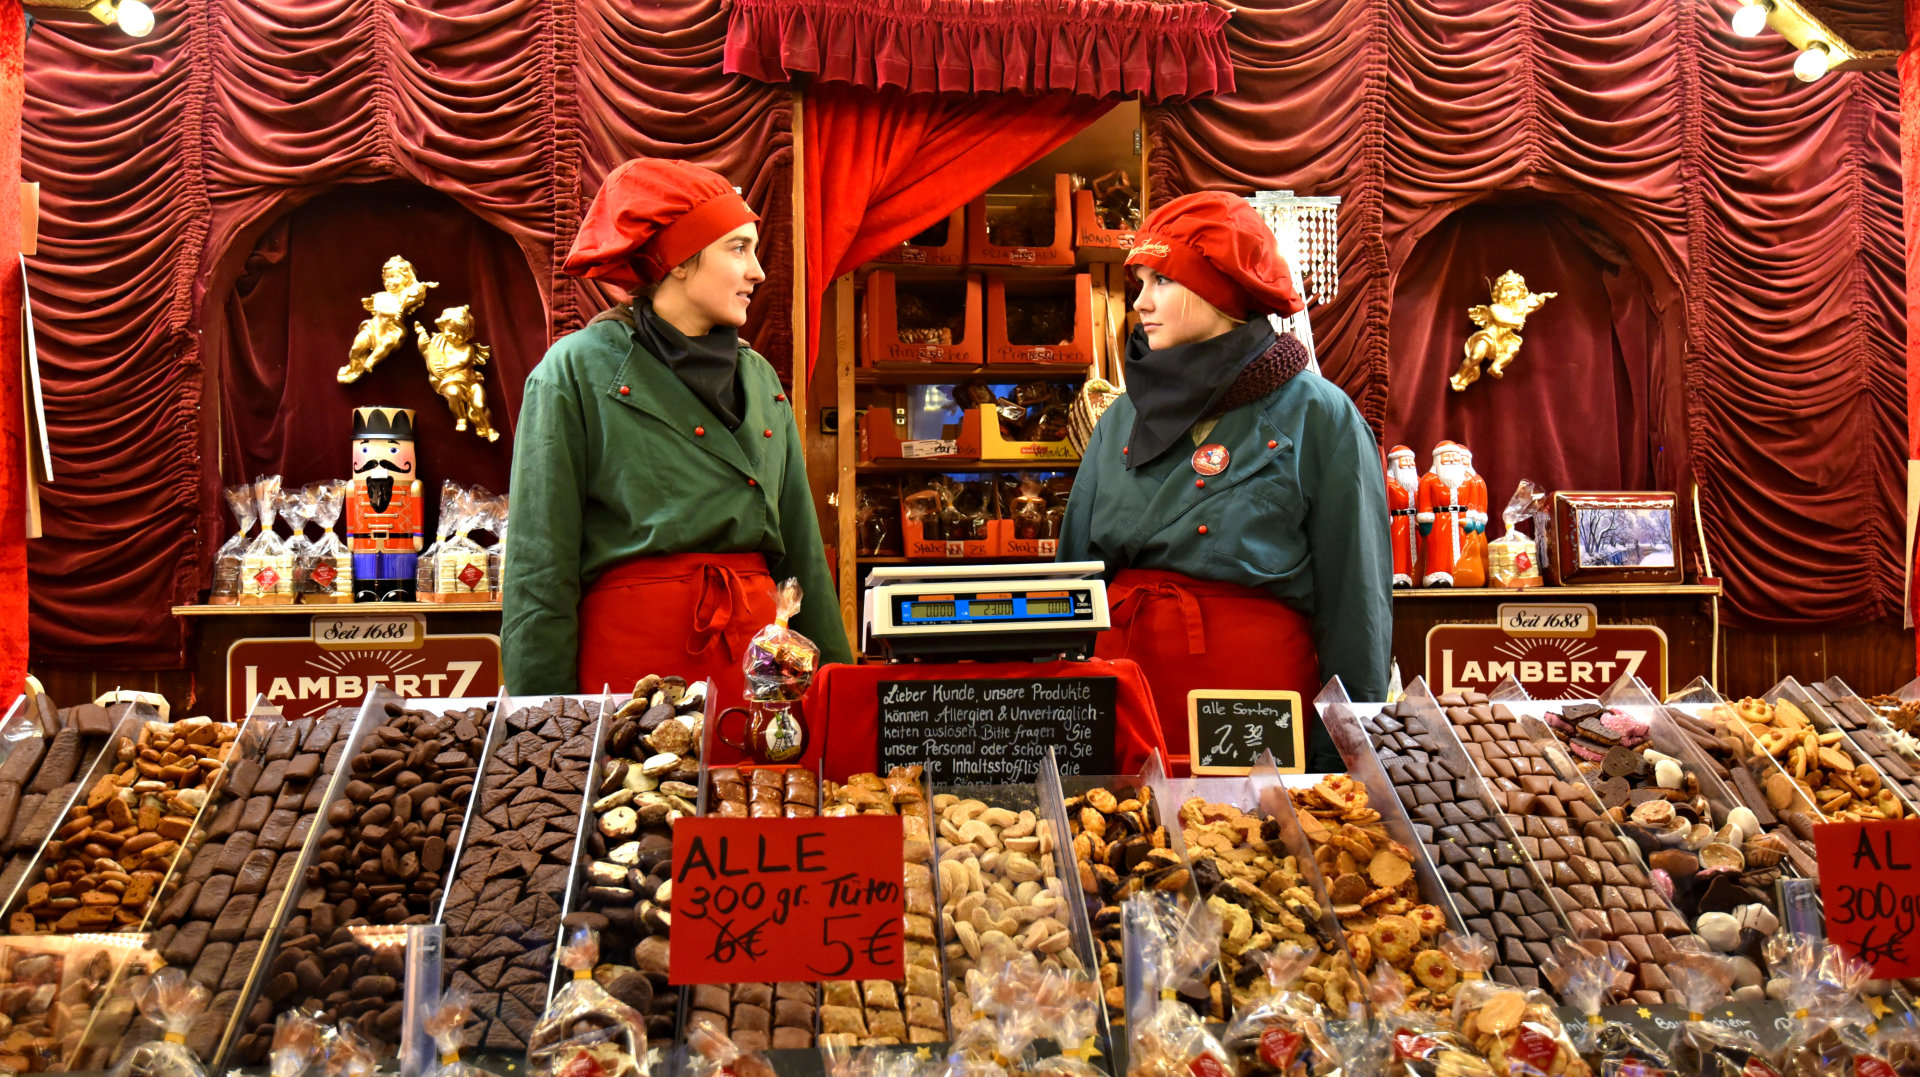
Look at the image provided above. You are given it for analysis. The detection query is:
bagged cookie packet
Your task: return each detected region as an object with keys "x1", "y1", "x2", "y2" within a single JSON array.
[
  {"x1": 420, "y1": 988, "x2": 492, "y2": 1077},
  {"x1": 323, "y1": 1022, "x2": 379, "y2": 1077},
  {"x1": 945, "y1": 951, "x2": 1045, "y2": 1077},
  {"x1": 1367, "y1": 949, "x2": 1494, "y2": 1077},
  {"x1": 1026, "y1": 964, "x2": 1108, "y2": 1077},
  {"x1": 1546, "y1": 939, "x2": 1671, "y2": 1077},
  {"x1": 1121, "y1": 894, "x2": 1233, "y2": 1077},
  {"x1": 1665, "y1": 948, "x2": 1782, "y2": 1077},
  {"x1": 1446, "y1": 935, "x2": 1591, "y2": 1077},
  {"x1": 107, "y1": 968, "x2": 211, "y2": 1077},
  {"x1": 527, "y1": 927, "x2": 648, "y2": 1077},
  {"x1": 268, "y1": 1010, "x2": 326, "y2": 1077},
  {"x1": 688, "y1": 1025, "x2": 778, "y2": 1077},
  {"x1": 743, "y1": 579, "x2": 821, "y2": 704},
  {"x1": 1766, "y1": 933, "x2": 1899, "y2": 1077},
  {"x1": 1222, "y1": 944, "x2": 1362, "y2": 1077}
]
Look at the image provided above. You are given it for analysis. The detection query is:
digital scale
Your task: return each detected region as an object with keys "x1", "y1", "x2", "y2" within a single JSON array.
[{"x1": 863, "y1": 561, "x2": 1110, "y2": 661}]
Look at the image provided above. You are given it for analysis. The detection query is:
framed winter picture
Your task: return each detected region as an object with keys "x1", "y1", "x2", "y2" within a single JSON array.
[{"x1": 1549, "y1": 491, "x2": 1684, "y2": 585}]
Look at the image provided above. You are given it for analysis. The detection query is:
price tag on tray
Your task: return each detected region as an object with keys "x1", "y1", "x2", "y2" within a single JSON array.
[
  {"x1": 671, "y1": 815, "x2": 905, "y2": 985},
  {"x1": 1814, "y1": 818, "x2": 1920, "y2": 978}
]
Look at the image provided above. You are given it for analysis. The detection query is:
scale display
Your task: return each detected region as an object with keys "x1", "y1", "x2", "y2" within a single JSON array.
[{"x1": 897, "y1": 590, "x2": 1094, "y2": 626}]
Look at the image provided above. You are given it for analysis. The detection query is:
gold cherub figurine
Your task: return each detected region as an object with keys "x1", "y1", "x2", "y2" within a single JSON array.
[
  {"x1": 1450, "y1": 270, "x2": 1556, "y2": 392},
  {"x1": 338, "y1": 256, "x2": 437, "y2": 383},
  {"x1": 416, "y1": 305, "x2": 499, "y2": 442}
]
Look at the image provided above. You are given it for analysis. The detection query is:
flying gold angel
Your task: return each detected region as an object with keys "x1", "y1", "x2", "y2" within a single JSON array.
[
  {"x1": 339, "y1": 256, "x2": 437, "y2": 383},
  {"x1": 416, "y1": 305, "x2": 499, "y2": 442},
  {"x1": 1450, "y1": 270, "x2": 1556, "y2": 392}
]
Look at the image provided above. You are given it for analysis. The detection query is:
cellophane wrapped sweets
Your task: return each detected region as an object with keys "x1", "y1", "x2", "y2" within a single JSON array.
[
  {"x1": 689, "y1": 1026, "x2": 775, "y2": 1077},
  {"x1": 435, "y1": 485, "x2": 491, "y2": 602},
  {"x1": 424, "y1": 988, "x2": 489, "y2": 1077},
  {"x1": 1551, "y1": 940, "x2": 1671, "y2": 1077},
  {"x1": 1368, "y1": 958, "x2": 1493, "y2": 1077},
  {"x1": 948, "y1": 952, "x2": 1042, "y2": 1073},
  {"x1": 282, "y1": 487, "x2": 316, "y2": 598},
  {"x1": 1488, "y1": 480, "x2": 1545, "y2": 589},
  {"x1": 108, "y1": 968, "x2": 211, "y2": 1077},
  {"x1": 1122, "y1": 895, "x2": 1233, "y2": 1077},
  {"x1": 241, "y1": 475, "x2": 294, "y2": 603},
  {"x1": 528, "y1": 929, "x2": 646, "y2": 1077},
  {"x1": 323, "y1": 1024, "x2": 378, "y2": 1077},
  {"x1": 210, "y1": 482, "x2": 258, "y2": 603},
  {"x1": 1028, "y1": 965, "x2": 1106, "y2": 1077},
  {"x1": 1224, "y1": 946, "x2": 1366, "y2": 1077},
  {"x1": 416, "y1": 479, "x2": 463, "y2": 600},
  {"x1": 1666, "y1": 951, "x2": 1782, "y2": 1077},
  {"x1": 743, "y1": 579, "x2": 820, "y2": 702},
  {"x1": 1448, "y1": 935, "x2": 1591, "y2": 1077},
  {"x1": 307, "y1": 480, "x2": 353, "y2": 603},
  {"x1": 1769, "y1": 934, "x2": 1895, "y2": 1077},
  {"x1": 486, "y1": 493, "x2": 508, "y2": 601},
  {"x1": 269, "y1": 1011, "x2": 324, "y2": 1077}
]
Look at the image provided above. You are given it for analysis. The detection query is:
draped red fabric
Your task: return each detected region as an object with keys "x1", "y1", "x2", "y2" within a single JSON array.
[
  {"x1": 19, "y1": 0, "x2": 793, "y2": 667},
  {"x1": 802, "y1": 83, "x2": 1110, "y2": 370},
  {"x1": 0, "y1": 2, "x2": 22, "y2": 699},
  {"x1": 1149, "y1": 0, "x2": 1906, "y2": 629},
  {"x1": 726, "y1": 0, "x2": 1235, "y2": 100}
]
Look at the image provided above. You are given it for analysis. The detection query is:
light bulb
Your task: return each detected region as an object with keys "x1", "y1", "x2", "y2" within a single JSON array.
[
  {"x1": 1794, "y1": 41, "x2": 1831, "y2": 82},
  {"x1": 1730, "y1": 0, "x2": 1770, "y2": 37},
  {"x1": 116, "y1": 0, "x2": 153, "y2": 37}
]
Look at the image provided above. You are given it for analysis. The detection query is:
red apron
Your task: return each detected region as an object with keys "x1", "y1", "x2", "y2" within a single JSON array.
[
  {"x1": 1096, "y1": 568, "x2": 1320, "y2": 762},
  {"x1": 577, "y1": 552, "x2": 776, "y2": 703}
]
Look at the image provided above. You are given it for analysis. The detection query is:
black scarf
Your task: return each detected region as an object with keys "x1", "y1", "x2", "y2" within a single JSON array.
[
  {"x1": 628, "y1": 299, "x2": 745, "y2": 430},
  {"x1": 1123, "y1": 318, "x2": 1277, "y2": 469}
]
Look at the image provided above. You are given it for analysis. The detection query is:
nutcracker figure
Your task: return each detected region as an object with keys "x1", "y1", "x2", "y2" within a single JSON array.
[
  {"x1": 1385, "y1": 445, "x2": 1421, "y2": 588},
  {"x1": 1416, "y1": 440, "x2": 1489, "y2": 587},
  {"x1": 347, "y1": 406, "x2": 424, "y2": 602}
]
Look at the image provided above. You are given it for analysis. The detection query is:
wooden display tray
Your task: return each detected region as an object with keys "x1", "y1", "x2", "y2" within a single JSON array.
[{"x1": 174, "y1": 601, "x2": 502, "y2": 615}]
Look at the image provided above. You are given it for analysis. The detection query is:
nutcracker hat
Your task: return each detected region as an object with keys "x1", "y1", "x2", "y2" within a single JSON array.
[
  {"x1": 352, "y1": 406, "x2": 416, "y2": 442},
  {"x1": 563, "y1": 158, "x2": 758, "y2": 289},
  {"x1": 1124, "y1": 191, "x2": 1305, "y2": 321}
]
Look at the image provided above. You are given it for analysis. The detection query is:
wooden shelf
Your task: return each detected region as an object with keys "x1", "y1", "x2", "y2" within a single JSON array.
[
  {"x1": 856, "y1": 459, "x2": 1078, "y2": 473},
  {"x1": 1390, "y1": 583, "x2": 1721, "y2": 600},
  {"x1": 172, "y1": 601, "x2": 501, "y2": 617},
  {"x1": 855, "y1": 363, "x2": 1092, "y2": 386}
]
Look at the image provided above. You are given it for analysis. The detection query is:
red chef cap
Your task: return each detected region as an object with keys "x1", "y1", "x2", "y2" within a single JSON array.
[
  {"x1": 1124, "y1": 191, "x2": 1304, "y2": 320},
  {"x1": 562, "y1": 158, "x2": 759, "y2": 289}
]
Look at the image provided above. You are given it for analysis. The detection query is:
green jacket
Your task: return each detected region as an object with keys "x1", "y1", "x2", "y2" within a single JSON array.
[
  {"x1": 502, "y1": 319, "x2": 852, "y2": 694},
  {"x1": 1057, "y1": 372, "x2": 1392, "y2": 702}
]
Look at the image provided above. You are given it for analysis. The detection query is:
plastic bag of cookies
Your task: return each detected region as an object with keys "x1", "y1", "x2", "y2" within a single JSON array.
[
  {"x1": 1367, "y1": 961, "x2": 1494, "y2": 1077},
  {"x1": 1549, "y1": 940, "x2": 1671, "y2": 1077},
  {"x1": 1027, "y1": 965, "x2": 1106, "y2": 1077},
  {"x1": 422, "y1": 989, "x2": 490, "y2": 1077},
  {"x1": 1769, "y1": 934, "x2": 1894, "y2": 1077},
  {"x1": 1223, "y1": 946, "x2": 1355, "y2": 1077},
  {"x1": 527, "y1": 928, "x2": 646, "y2": 1077},
  {"x1": 1122, "y1": 895, "x2": 1232, "y2": 1077},
  {"x1": 1449, "y1": 936, "x2": 1592, "y2": 1077},
  {"x1": 1666, "y1": 951, "x2": 1782, "y2": 1077},
  {"x1": 107, "y1": 969, "x2": 212, "y2": 1077}
]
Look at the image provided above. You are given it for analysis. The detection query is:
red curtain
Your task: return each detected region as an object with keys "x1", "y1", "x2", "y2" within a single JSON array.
[
  {"x1": 0, "y1": 1, "x2": 21, "y2": 700},
  {"x1": 802, "y1": 83, "x2": 1110, "y2": 370},
  {"x1": 1385, "y1": 202, "x2": 1663, "y2": 529},
  {"x1": 726, "y1": 0, "x2": 1234, "y2": 100},
  {"x1": 1149, "y1": 0, "x2": 1906, "y2": 629}
]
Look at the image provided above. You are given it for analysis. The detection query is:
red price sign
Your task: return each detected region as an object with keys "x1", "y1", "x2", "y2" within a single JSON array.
[
  {"x1": 1814, "y1": 818, "x2": 1920, "y2": 977},
  {"x1": 671, "y1": 816, "x2": 904, "y2": 985}
]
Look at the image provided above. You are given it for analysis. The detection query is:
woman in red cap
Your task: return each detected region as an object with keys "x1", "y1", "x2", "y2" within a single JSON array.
[
  {"x1": 1057, "y1": 191, "x2": 1390, "y2": 771},
  {"x1": 503, "y1": 158, "x2": 852, "y2": 697}
]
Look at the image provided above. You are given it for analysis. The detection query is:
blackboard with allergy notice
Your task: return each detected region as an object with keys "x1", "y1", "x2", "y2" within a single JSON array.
[
  {"x1": 1189, "y1": 690, "x2": 1305, "y2": 774},
  {"x1": 877, "y1": 677, "x2": 1116, "y2": 785}
]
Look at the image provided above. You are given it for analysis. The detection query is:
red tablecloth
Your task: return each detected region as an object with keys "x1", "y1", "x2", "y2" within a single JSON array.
[{"x1": 705, "y1": 658, "x2": 1167, "y2": 781}]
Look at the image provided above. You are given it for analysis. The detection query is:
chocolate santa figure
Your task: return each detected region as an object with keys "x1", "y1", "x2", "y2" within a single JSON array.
[
  {"x1": 1385, "y1": 445, "x2": 1421, "y2": 588},
  {"x1": 347, "y1": 406, "x2": 424, "y2": 602},
  {"x1": 1416, "y1": 440, "x2": 1489, "y2": 587}
]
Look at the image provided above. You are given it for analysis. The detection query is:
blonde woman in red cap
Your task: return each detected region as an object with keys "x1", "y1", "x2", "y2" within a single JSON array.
[
  {"x1": 503, "y1": 158, "x2": 852, "y2": 697},
  {"x1": 1057, "y1": 191, "x2": 1390, "y2": 771}
]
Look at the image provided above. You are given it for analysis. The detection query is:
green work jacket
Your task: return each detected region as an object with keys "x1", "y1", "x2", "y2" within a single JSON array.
[
  {"x1": 1057, "y1": 372, "x2": 1392, "y2": 701},
  {"x1": 501, "y1": 319, "x2": 852, "y2": 694}
]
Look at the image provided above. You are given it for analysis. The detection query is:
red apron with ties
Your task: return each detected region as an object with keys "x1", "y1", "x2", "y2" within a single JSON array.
[
  {"x1": 1095, "y1": 568, "x2": 1319, "y2": 761},
  {"x1": 577, "y1": 552, "x2": 776, "y2": 702}
]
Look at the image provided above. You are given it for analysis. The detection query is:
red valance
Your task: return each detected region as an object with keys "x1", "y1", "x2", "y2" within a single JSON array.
[{"x1": 724, "y1": 0, "x2": 1235, "y2": 101}]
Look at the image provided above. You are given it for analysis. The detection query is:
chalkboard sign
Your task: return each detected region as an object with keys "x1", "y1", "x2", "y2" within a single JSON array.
[
  {"x1": 877, "y1": 677, "x2": 1117, "y2": 784},
  {"x1": 1189, "y1": 690, "x2": 1305, "y2": 774}
]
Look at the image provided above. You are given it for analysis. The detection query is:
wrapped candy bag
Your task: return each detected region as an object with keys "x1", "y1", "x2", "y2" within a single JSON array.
[
  {"x1": 1028, "y1": 965, "x2": 1106, "y2": 1077},
  {"x1": 1770, "y1": 934, "x2": 1894, "y2": 1077},
  {"x1": 423, "y1": 988, "x2": 488, "y2": 1077},
  {"x1": 949, "y1": 952, "x2": 1044, "y2": 1069},
  {"x1": 435, "y1": 485, "x2": 492, "y2": 603},
  {"x1": 1224, "y1": 946, "x2": 1353, "y2": 1077},
  {"x1": 1488, "y1": 480, "x2": 1545, "y2": 589},
  {"x1": 282, "y1": 487, "x2": 315, "y2": 598},
  {"x1": 210, "y1": 482, "x2": 258, "y2": 604},
  {"x1": 241, "y1": 475, "x2": 294, "y2": 604},
  {"x1": 1666, "y1": 950, "x2": 1781, "y2": 1077},
  {"x1": 1369, "y1": 958, "x2": 1493, "y2": 1077},
  {"x1": 269, "y1": 1010, "x2": 324, "y2": 1077},
  {"x1": 1123, "y1": 894, "x2": 1233, "y2": 1077},
  {"x1": 743, "y1": 579, "x2": 820, "y2": 703},
  {"x1": 689, "y1": 1026, "x2": 776, "y2": 1077},
  {"x1": 108, "y1": 968, "x2": 211, "y2": 1077},
  {"x1": 1011, "y1": 479, "x2": 1048, "y2": 541},
  {"x1": 324, "y1": 1024, "x2": 378, "y2": 1077},
  {"x1": 486, "y1": 493, "x2": 509, "y2": 601},
  {"x1": 1449, "y1": 935, "x2": 1591, "y2": 1077},
  {"x1": 306, "y1": 481, "x2": 353, "y2": 604},
  {"x1": 527, "y1": 929, "x2": 646, "y2": 1077},
  {"x1": 416, "y1": 480, "x2": 463, "y2": 600},
  {"x1": 1550, "y1": 940, "x2": 1671, "y2": 1077}
]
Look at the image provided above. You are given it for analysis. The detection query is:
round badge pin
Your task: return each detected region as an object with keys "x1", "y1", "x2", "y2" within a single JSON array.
[{"x1": 1192, "y1": 443, "x2": 1230, "y2": 476}]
